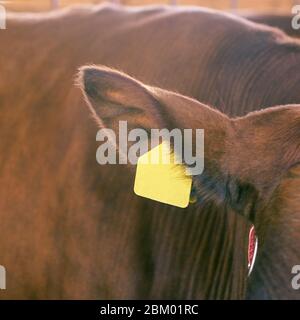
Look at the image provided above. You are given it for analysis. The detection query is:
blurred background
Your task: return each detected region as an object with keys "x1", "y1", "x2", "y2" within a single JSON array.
[{"x1": 3, "y1": 0, "x2": 300, "y2": 13}]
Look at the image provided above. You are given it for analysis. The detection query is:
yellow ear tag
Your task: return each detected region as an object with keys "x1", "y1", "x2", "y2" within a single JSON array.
[{"x1": 134, "y1": 142, "x2": 192, "y2": 208}]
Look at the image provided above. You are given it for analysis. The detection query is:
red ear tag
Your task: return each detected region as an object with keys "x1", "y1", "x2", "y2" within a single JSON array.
[{"x1": 248, "y1": 225, "x2": 258, "y2": 276}]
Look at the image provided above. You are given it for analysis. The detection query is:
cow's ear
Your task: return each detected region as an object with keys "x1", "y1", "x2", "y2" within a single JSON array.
[
  {"x1": 229, "y1": 105, "x2": 300, "y2": 207},
  {"x1": 78, "y1": 65, "x2": 164, "y2": 132}
]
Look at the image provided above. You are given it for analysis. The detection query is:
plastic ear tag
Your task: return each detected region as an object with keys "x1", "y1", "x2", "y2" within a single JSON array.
[{"x1": 134, "y1": 142, "x2": 192, "y2": 208}]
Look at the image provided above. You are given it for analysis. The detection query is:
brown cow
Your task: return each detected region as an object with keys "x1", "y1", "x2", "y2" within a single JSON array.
[
  {"x1": 1, "y1": 4, "x2": 300, "y2": 299},
  {"x1": 79, "y1": 65, "x2": 300, "y2": 300}
]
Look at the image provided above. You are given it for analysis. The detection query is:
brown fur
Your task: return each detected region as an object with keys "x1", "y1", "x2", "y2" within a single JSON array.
[
  {"x1": 80, "y1": 66, "x2": 300, "y2": 300},
  {"x1": 1, "y1": 4, "x2": 300, "y2": 299}
]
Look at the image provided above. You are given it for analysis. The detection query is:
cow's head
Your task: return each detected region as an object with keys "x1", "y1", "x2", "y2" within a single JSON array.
[{"x1": 78, "y1": 65, "x2": 300, "y2": 298}]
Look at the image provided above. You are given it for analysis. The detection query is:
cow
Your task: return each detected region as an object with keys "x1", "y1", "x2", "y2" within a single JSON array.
[
  {"x1": 79, "y1": 64, "x2": 300, "y2": 300},
  {"x1": 1, "y1": 4, "x2": 300, "y2": 299},
  {"x1": 244, "y1": 13, "x2": 300, "y2": 38}
]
